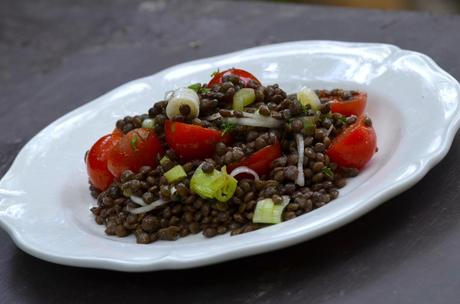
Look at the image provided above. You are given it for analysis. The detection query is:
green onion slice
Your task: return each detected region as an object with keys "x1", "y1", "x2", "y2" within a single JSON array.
[
  {"x1": 297, "y1": 87, "x2": 321, "y2": 111},
  {"x1": 214, "y1": 167, "x2": 238, "y2": 202},
  {"x1": 164, "y1": 165, "x2": 187, "y2": 184},
  {"x1": 300, "y1": 116, "x2": 317, "y2": 136},
  {"x1": 160, "y1": 156, "x2": 170, "y2": 166},
  {"x1": 232, "y1": 88, "x2": 256, "y2": 111},
  {"x1": 190, "y1": 165, "x2": 237, "y2": 202},
  {"x1": 253, "y1": 196, "x2": 290, "y2": 224}
]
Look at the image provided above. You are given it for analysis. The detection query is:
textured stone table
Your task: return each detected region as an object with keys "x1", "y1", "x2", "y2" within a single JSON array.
[{"x1": 1, "y1": 0, "x2": 460, "y2": 303}]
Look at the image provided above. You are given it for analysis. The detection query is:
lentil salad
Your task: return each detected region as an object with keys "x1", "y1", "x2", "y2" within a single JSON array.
[{"x1": 86, "y1": 68, "x2": 377, "y2": 244}]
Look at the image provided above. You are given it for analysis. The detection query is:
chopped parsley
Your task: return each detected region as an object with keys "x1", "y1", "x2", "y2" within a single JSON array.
[
  {"x1": 221, "y1": 122, "x2": 236, "y2": 136},
  {"x1": 300, "y1": 103, "x2": 308, "y2": 114},
  {"x1": 339, "y1": 116, "x2": 347, "y2": 125},
  {"x1": 188, "y1": 83, "x2": 211, "y2": 94},
  {"x1": 130, "y1": 135, "x2": 139, "y2": 151},
  {"x1": 320, "y1": 112, "x2": 332, "y2": 120},
  {"x1": 199, "y1": 87, "x2": 211, "y2": 94},
  {"x1": 322, "y1": 166, "x2": 334, "y2": 178},
  {"x1": 188, "y1": 83, "x2": 201, "y2": 92}
]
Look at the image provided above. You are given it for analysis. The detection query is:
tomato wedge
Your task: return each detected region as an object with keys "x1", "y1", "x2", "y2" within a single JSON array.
[
  {"x1": 208, "y1": 68, "x2": 261, "y2": 87},
  {"x1": 326, "y1": 116, "x2": 377, "y2": 170},
  {"x1": 107, "y1": 128, "x2": 164, "y2": 178},
  {"x1": 329, "y1": 91, "x2": 367, "y2": 117},
  {"x1": 86, "y1": 132, "x2": 122, "y2": 191},
  {"x1": 165, "y1": 120, "x2": 232, "y2": 161},
  {"x1": 227, "y1": 140, "x2": 282, "y2": 177}
]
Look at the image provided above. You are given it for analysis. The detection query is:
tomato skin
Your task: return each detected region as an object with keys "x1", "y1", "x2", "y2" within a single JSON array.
[
  {"x1": 326, "y1": 117, "x2": 377, "y2": 170},
  {"x1": 330, "y1": 92, "x2": 367, "y2": 117},
  {"x1": 227, "y1": 140, "x2": 282, "y2": 178},
  {"x1": 86, "y1": 132, "x2": 122, "y2": 191},
  {"x1": 208, "y1": 68, "x2": 261, "y2": 87},
  {"x1": 107, "y1": 128, "x2": 164, "y2": 178},
  {"x1": 164, "y1": 120, "x2": 232, "y2": 161},
  {"x1": 112, "y1": 128, "x2": 123, "y2": 137}
]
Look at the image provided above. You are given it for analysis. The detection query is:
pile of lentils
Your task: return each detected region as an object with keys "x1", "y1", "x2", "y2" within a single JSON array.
[{"x1": 90, "y1": 74, "x2": 364, "y2": 244}]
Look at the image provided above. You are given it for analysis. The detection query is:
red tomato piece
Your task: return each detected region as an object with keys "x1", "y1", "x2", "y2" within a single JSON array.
[
  {"x1": 86, "y1": 132, "x2": 122, "y2": 191},
  {"x1": 107, "y1": 128, "x2": 164, "y2": 178},
  {"x1": 208, "y1": 68, "x2": 261, "y2": 87},
  {"x1": 227, "y1": 140, "x2": 282, "y2": 178},
  {"x1": 112, "y1": 128, "x2": 123, "y2": 137},
  {"x1": 329, "y1": 91, "x2": 367, "y2": 117},
  {"x1": 326, "y1": 116, "x2": 377, "y2": 170},
  {"x1": 164, "y1": 120, "x2": 232, "y2": 161}
]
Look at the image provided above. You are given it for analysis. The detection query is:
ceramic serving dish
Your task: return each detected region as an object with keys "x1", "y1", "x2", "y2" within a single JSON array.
[{"x1": 1, "y1": 41, "x2": 459, "y2": 271}]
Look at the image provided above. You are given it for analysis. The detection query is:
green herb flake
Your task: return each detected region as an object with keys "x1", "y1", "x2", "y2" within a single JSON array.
[
  {"x1": 221, "y1": 122, "x2": 236, "y2": 136},
  {"x1": 322, "y1": 166, "x2": 334, "y2": 178},
  {"x1": 339, "y1": 117, "x2": 347, "y2": 125},
  {"x1": 188, "y1": 83, "x2": 201, "y2": 92},
  {"x1": 199, "y1": 87, "x2": 211, "y2": 94},
  {"x1": 188, "y1": 83, "x2": 211, "y2": 94},
  {"x1": 130, "y1": 135, "x2": 139, "y2": 151},
  {"x1": 210, "y1": 69, "x2": 220, "y2": 78},
  {"x1": 123, "y1": 189, "x2": 133, "y2": 198},
  {"x1": 300, "y1": 103, "x2": 308, "y2": 114},
  {"x1": 319, "y1": 112, "x2": 332, "y2": 121}
]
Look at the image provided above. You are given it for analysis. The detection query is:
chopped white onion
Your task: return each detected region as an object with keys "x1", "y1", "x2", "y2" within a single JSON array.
[
  {"x1": 326, "y1": 124, "x2": 334, "y2": 137},
  {"x1": 170, "y1": 186, "x2": 177, "y2": 196},
  {"x1": 129, "y1": 199, "x2": 167, "y2": 214},
  {"x1": 295, "y1": 133, "x2": 305, "y2": 187},
  {"x1": 166, "y1": 87, "x2": 200, "y2": 119},
  {"x1": 130, "y1": 195, "x2": 147, "y2": 206},
  {"x1": 224, "y1": 116, "x2": 282, "y2": 128},
  {"x1": 230, "y1": 166, "x2": 260, "y2": 180}
]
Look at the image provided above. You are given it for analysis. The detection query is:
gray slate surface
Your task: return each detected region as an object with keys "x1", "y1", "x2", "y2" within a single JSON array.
[{"x1": 1, "y1": 0, "x2": 460, "y2": 303}]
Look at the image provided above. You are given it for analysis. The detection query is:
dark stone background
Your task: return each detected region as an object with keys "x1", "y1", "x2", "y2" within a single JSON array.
[{"x1": 1, "y1": 1, "x2": 460, "y2": 303}]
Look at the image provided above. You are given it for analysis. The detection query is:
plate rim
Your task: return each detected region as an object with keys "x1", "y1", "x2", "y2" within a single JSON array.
[{"x1": 1, "y1": 40, "x2": 460, "y2": 272}]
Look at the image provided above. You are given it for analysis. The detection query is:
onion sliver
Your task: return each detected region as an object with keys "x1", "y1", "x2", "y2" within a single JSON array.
[
  {"x1": 170, "y1": 186, "x2": 177, "y2": 196},
  {"x1": 130, "y1": 195, "x2": 147, "y2": 206},
  {"x1": 295, "y1": 133, "x2": 305, "y2": 187},
  {"x1": 326, "y1": 124, "x2": 334, "y2": 137},
  {"x1": 242, "y1": 112, "x2": 267, "y2": 119},
  {"x1": 230, "y1": 166, "x2": 260, "y2": 180},
  {"x1": 129, "y1": 199, "x2": 167, "y2": 214},
  {"x1": 224, "y1": 116, "x2": 282, "y2": 128}
]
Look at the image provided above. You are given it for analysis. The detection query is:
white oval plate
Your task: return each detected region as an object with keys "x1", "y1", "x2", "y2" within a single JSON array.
[{"x1": 1, "y1": 41, "x2": 459, "y2": 272}]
